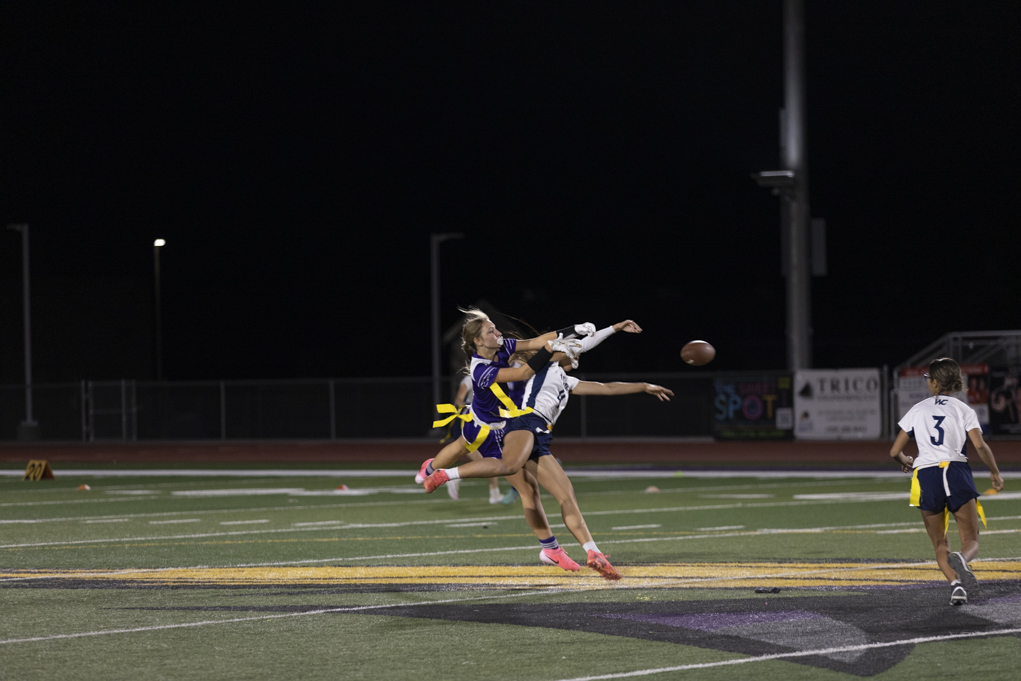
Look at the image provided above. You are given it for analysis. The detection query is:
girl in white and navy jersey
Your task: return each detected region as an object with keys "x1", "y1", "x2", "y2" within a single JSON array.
[
  {"x1": 890, "y1": 357, "x2": 1004, "y2": 605},
  {"x1": 501, "y1": 320, "x2": 673, "y2": 579}
]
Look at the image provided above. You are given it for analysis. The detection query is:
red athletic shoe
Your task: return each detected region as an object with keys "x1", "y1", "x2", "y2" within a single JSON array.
[
  {"x1": 415, "y1": 458, "x2": 435, "y2": 485},
  {"x1": 586, "y1": 550, "x2": 621, "y2": 580},
  {"x1": 423, "y1": 469, "x2": 449, "y2": 493},
  {"x1": 539, "y1": 547, "x2": 581, "y2": 571}
]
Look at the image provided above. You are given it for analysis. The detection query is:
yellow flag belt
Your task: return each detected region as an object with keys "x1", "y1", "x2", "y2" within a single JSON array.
[{"x1": 432, "y1": 381, "x2": 533, "y2": 454}]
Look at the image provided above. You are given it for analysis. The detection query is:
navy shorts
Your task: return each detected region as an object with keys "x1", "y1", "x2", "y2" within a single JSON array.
[
  {"x1": 461, "y1": 420, "x2": 505, "y2": 459},
  {"x1": 505, "y1": 412, "x2": 554, "y2": 462},
  {"x1": 910, "y1": 461, "x2": 979, "y2": 513}
]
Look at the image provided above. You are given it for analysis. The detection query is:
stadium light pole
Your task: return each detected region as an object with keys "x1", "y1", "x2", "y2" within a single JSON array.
[
  {"x1": 430, "y1": 233, "x2": 464, "y2": 415},
  {"x1": 7, "y1": 224, "x2": 38, "y2": 440},
  {"x1": 752, "y1": 0, "x2": 813, "y2": 370},
  {"x1": 154, "y1": 238, "x2": 166, "y2": 380}
]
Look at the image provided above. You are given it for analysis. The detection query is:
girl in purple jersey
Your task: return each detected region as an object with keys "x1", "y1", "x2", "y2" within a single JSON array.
[{"x1": 419, "y1": 307, "x2": 589, "y2": 569}]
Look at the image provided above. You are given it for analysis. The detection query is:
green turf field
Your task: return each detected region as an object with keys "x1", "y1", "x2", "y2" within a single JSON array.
[{"x1": 2, "y1": 466, "x2": 1019, "y2": 680}]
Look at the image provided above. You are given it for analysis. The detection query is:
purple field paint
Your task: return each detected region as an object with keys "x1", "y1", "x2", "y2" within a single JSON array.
[
  {"x1": 601, "y1": 610, "x2": 822, "y2": 631},
  {"x1": 985, "y1": 594, "x2": 1021, "y2": 605}
]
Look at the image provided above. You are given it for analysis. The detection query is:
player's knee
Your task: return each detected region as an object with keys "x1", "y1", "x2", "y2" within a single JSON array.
[
  {"x1": 503, "y1": 461, "x2": 526, "y2": 476},
  {"x1": 495, "y1": 461, "x2": 521, "y2": 476}
]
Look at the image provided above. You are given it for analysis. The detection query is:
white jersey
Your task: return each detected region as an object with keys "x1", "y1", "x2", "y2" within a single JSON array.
[
  {"x1": 520, "y1": 361, "x2": 580, "y2": 425},
  {"x1": 458, "y1": 376, "x2": 473, "y2": 406},
  {"x1": 898, "y1": 394, "x2": 979, "y2": 469}
]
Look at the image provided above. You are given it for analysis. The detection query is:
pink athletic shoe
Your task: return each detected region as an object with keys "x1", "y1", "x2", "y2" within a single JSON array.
[
  {"x1": 539, "y1": 547, "x2": 581, "y2": 572},
  {"x1": 423, "y1": 469, "x2": 449, "y2": 493},
  {"x1": 586, "y1": 550, "x2": 621, "y2": 580},
  {"x1": 415, "y1": 458, "x2": 435, "y2": 485}
]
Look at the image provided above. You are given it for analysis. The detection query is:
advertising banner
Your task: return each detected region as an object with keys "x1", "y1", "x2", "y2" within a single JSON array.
[
  {"x1": 898, "y1": 364, "x2": 989, "y2": 434},
  {"x1": 989, "y1": 371, "x2": 1020, "y2": 437},
  {"x1": 794, "y1": 369, "x2": 882, "y2": 440},
  {"x1": 712, "y1": 375, "x2": 794, "y2": 440}
]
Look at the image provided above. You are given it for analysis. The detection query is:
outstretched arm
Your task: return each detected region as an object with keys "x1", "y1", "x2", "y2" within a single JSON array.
[
  {"x1": 516, "y1": 323, "x2": 597, "y2": 352},
  {"x1": 613, "y1": 320, "x2": 642, "y2": 333},
  {"x1": 571, "y1": 380, "x2": 673, "y2": 401},
  {"x1": 576, "y1": 319, "x2": 643, "y2": 354},
  {"x1": 493, "y1": 352, "x2": 569, "y2": 383},
  {"x1": 515, "y1": 332, "x2": 559, "y2": 352}
]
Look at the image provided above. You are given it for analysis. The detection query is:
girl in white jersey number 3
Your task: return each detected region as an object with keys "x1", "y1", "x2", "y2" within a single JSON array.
[{"x1": 890, "y1": 357, "x2": 1004, "y2": 605}]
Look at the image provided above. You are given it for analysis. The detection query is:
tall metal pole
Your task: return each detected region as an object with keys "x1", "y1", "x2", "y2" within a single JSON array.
[
  {"x1": 782, "y1": 0, "x2": 812, "y2": 370},
  {"x1": 154, "y1": 239, "x2": 166, "y2": 380},
  {"x1": 430, "y1": 233, "x2": 464, "y2": 413},
  {"x1": 7, "y1": 224, "x2": 38, "y2": 437}
]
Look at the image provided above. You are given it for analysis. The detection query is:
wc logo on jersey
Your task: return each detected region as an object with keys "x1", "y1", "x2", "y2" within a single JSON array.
[{"x1": 935, "y1": 399, "x2": 948, "y2": 405}]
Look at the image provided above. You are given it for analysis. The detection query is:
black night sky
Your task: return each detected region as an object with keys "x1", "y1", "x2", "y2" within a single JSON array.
[{"x1": 1, "y1": 2, "x2": 1018, "y2": 383}]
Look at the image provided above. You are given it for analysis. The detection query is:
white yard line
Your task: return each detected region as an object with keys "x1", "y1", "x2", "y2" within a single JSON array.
[
  {"x1": 3, "y1": 505, "x2": 1018, "y2": 551},
  {"x1": 553, "y1": 628, "x2": 1021, "y2": 681},
  {"x1": 1, "y1": 497, "x2": 159, "y2": 508},
  {"x1": 2, "y1": 566, "x2": 1018, "y2": 657},
  {"x1": 7, "y1": 467, "x2": 1016, "y2": 479},
  {"x1": 0, "y1": 588, "x2": 566, "y2": 646}
]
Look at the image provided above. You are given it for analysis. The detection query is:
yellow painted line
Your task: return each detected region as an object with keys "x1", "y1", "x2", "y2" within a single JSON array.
[{"x1": 3, "y1": 561, "x2": 1019, "y2": 589}]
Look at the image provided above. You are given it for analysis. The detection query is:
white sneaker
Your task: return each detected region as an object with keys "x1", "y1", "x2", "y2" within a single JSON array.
[
  {"x1": 446, "y1": 477, "x2": 461, "y2": 500},
  {"x1": 950, "y1": 584, "x2": 967, "y2": 605},
  {"x1": 489, "y1": 488, "x2": 503, "y2": 504}
]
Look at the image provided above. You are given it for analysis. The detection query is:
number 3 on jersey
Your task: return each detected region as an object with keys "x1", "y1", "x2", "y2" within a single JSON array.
[{"x1": 930, "y1": 415, "x2": 946, "y2": 446}]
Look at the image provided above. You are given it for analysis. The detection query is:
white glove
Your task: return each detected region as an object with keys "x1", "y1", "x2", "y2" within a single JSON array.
[
  {"x1": 549, "y1": 336, "x2": 583, "y2": 359},
  {"x1": 575, "y1": 322, "x2": 597, "y2": 337}
]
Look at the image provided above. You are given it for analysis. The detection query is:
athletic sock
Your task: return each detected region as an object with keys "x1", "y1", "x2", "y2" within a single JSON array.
[
  {"x1": 582, "y1": 541, "x2": 599, "y2": 553},
  {"x1": 446, "y1": 467, "x2": 461, "y2": 480},
  {"x1": 539, "y1": 536, "x2": 559, "y2": 551},
  {"x1": 951, "y1": 579, "x2": 961, "y2": 586},
  {"x1": 425, "y1": 462, "x2": 435, "y2": 476}
]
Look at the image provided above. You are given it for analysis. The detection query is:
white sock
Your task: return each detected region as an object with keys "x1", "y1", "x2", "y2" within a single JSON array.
[
  {"x1": 951, "y1": 579, "x2": 961, "y2": 586},
  {"x1": 583, "y1": 541, "x2": 598, "y2": 553},
  {"x1": 447, "y1": 467, "x2": 461, "y2": 480}
]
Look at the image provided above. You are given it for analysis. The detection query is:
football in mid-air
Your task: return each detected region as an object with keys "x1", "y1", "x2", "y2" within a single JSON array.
[{"x1": 681, "y1": 340, "x2": 715, "y2": 366}]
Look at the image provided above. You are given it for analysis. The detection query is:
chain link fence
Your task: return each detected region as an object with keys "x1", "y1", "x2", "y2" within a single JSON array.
[{"x1": 0, "y1": 373, "x2": 713, "y2": 442}]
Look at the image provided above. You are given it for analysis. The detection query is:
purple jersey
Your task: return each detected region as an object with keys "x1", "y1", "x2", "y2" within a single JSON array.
[
  {"x1": 504, "y1": 368, "x2": 527, "y2": 409},
  {"x1": 469, "y1": 338, "x2": 518, "y2": 425}
]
